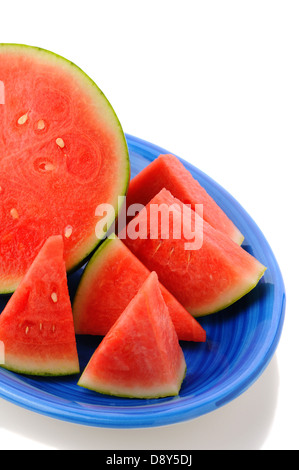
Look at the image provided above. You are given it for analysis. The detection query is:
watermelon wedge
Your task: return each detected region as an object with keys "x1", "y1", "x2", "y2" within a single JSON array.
[
  {"x1": 78, "y1": 272, "x2": 187, "y2": 398},
  {"x1": 126, "y1": 153, "x2": 244, "y2": 245},
  {"x1": 0, "y1": 44, "x2": 130, "y2": 294},
  {"x1": 122, "y1": 189, "x2": 266, "y2": 317},
  {"x1": 0, "y1": 235, "x2": 79, "y2": 376},
  {"x1": 73, "y1": 235, "x2": 206, "y2": 342}
]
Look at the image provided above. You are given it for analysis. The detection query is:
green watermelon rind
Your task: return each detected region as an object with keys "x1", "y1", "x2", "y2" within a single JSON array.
[
  {"x1": 0, "y1": 44, "x2": 130, "y2": 294},
  {"x1": 72, "y1": 235, "x2": 116, "y2": 327},
  {"x1": 77, "y1": 361, "x2": 187, "y2": 399},
  {"x1": 189, "y1": 265, "x2": 267, "y2": 317},
  {"x1": 74, "y1": 234, "x2": 115, "y2": 289},
  {"x1": 0, "y1": 362, "x2": 80, "y2": 377}
]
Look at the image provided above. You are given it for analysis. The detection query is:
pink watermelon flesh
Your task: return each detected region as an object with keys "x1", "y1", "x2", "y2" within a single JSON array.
[
  {"x1": 126, "y1": 153, "x2": 244, "y2": 245},
  {"x1": 73, "y1": 235, "x2": 206, "y2": 342},
  {"x1": 78, "y1": 272, "x2": 187, "y2": 398},
  {"x1": 0, "y1": 44, "x2": 129, "y2": 294},
  {"x1": 0, "y1": 235, "x2": 79, "y2": 376},
  {"x1": 122, "y1": 189, "x2": 266, "y2": 317}
]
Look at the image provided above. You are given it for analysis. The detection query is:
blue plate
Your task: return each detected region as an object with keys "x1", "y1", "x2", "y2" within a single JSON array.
[{"x1": 0, "y1": 134, "x2": 286, "y2": 428}]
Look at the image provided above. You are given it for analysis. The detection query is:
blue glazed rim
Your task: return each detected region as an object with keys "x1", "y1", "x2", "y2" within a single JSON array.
[{"x1": 0, "y1": 134, "x2": 286, "y2": 428}]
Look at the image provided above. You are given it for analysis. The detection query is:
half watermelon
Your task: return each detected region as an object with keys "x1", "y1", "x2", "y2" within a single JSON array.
[
  {"x1": 0, "y1": 44, "x2": 130, "y2": 293},
  {"x1": 122, "y1": 188, "x2": 266, "y2": 317},
  {"x1": 0, "y1": 235, "x2": 79, "y2": 376},
  {"x1": 73, "y1": 235, "x2": 206, "y2": 342},
  {"x1": 78, "y1": 272, "x2": 187, "y2": 398},
  {"x1": 126, "y1": 153, "x2": 244, "y2": 244}
]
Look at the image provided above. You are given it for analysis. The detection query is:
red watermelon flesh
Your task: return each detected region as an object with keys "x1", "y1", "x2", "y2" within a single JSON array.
[
  {"x1": 73, "y1": 235, "x2": 206, "y2": 342},
  {"x1": 78, "y1": 272, "x2": 187, "y2": 398},
  {"x1": 126, "y1": 153, "x2": 244, "y2": 245},
  {"x1": 0, "y1": 235, "x2": 79, "y2": 376},
  {"x1": 122, "y1": 189, "x2": 266, "y2": 317},
  {"x1": 0, "y1": 44, "x2": 129, "y2": 294}
]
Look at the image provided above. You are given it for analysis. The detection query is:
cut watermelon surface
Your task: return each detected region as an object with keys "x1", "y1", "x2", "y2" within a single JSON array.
[
  {"x1": 0, "y1": 235, "x2": 79, "y2": 376},
  {"x1": 126, "y1": 153, "x2": 244, "y2": 245},
  {"x1": 122, "y1": 189, "x2": 266, "y2": 317},
  {"x1": 78, "y1": 272, "x2": 187, "y2": 398},
  {"x1": 73, "y1": 235, "x2": 206, "y2": 342},
  {"x1": 0, "y1": 44, "x2": 130, "y2": 294}
]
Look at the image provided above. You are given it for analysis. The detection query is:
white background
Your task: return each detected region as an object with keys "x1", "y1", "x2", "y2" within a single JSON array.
[{"x1": 0, "y1": 0, "x2": 298, "y2": 450}]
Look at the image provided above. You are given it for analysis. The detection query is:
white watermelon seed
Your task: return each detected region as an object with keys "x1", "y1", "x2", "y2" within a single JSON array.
[
  {"x1": 37, "y1": 119, "x2": 45, "y2": 130},
  {"x1": 25, "y1": 326, "x2": 29, "y2": 335},
  {"x1": 52, "y1": 325, "x2": 56, "y2": 333},
  {"x1": 51, "y1": 292, "x2": 58, "y2": 303},
  {"x1": 10, "y1": 208, "x2": 19, "y2": 219},
  {"x1": 56, "y1": 138, "x2": 65, "y2": 149},
  {"x1": 64, "y1": 225, "x2": 73, "y2": 239},
  {"x1": 18, "y1": 113, "x2": 28, "y2": 125},
  {"x1": 38, "y1": 161, "x2": 55, "y2": 173},
  {"x1": 44, "y1": 163, "x2": 55, "y2": 172}
]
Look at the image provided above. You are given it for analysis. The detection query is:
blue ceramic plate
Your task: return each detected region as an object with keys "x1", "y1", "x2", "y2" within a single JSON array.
[{"x1": 0, "y1": 134, "x2": 285, "y2": 428}]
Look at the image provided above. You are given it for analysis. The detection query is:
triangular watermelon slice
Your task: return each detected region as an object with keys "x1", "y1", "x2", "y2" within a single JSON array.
[
  {"x1": 73, "y1": 235, "x2": 206, "y2": 342},
  {"x1": 122, "y1": 189, "x2": 266, "y2": 317},
  {"x1": 78, "y1": 272, "x2": 187, "y2": 398},
  {"x1": 0, "y1": 235, "x2": 79, "y2": 376},
  {"x1": 126, "y1": 153, "x2": 244, "y2": 245}
]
